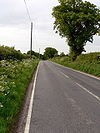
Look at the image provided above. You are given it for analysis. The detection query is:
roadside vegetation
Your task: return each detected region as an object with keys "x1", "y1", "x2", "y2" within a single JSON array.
[
  {"x1": 51, "y1": 0, "x2": 100, "y2": 77},
  {"x1": 52, "y1": 0, "x2": 100, "y2": 60},
  {"x1": 0, "y1": 46, "x2": 31, "y2": 60},
  {"x1": 50, "y1": 52, "x2": 100, "y2": 77},
  {"x1": 0, "y1": 46, "x2": 39, "y2": 133},
  {"x1": 44, "y1": 47, "x2": 58, "y2": 59}
]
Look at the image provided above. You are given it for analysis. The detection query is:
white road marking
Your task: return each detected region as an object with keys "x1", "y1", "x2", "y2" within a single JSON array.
[
  {"x1": 60, "y1": 71, "x2": 69, "y2": 78},
  {"x1": 51, "y1": 61, "x2": 100, "y2": 81},
  {"x1": 59, "y1": 69, "x2": 100, "y2": 102},
  {"x1": 24, "y1": 63, "x2": 40, "y2": 133},
  {"x1": 76, "y1": 83, "x2": 100, "y2": 101}
]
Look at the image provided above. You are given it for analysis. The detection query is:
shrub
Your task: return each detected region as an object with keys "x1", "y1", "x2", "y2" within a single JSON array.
[{"x1": 0, "y1": 46, "x2": 30, "y2": 60}]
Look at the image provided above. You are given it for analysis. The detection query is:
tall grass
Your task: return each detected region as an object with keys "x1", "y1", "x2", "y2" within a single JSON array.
[
  {"x1": 0, "y1": 59, "x2": 39, "y2": 133},
  {"x1": 51, "y1": 52, "x2": 100, "y2": 77}
]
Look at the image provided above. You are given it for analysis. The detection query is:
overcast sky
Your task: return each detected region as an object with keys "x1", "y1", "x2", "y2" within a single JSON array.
[{"x1": 0, "y1": 0, "x2": 100, "y2": 54}]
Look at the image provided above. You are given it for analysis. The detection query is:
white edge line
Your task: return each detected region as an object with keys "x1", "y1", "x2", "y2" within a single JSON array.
[
  {"x1": 24, "y1": 62, "x2": 40, "y2": 133},
  {"x1": 50, "y1": 61, "x2": 100, "y2": 81},
  {"x1": 51, "y1": 61, "x2": 100, "y2": 102},
  {"x1": 59, "y1": 71, "x2": 69, "y2": 78},
  {"x1": 76, "y1": 83, "x2": 100, "y2": 101},
  {"x1": 58, "y1": 69, "x2": 100, "y2": 101}
]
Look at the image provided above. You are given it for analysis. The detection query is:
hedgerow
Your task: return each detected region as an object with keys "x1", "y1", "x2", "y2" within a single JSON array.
[{"x1": 0, "y1": 46, "x2": 30, "y2": 60}]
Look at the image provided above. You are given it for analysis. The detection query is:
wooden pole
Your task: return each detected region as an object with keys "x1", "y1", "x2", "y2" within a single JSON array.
[
  {"x1": 30, "y1": 22, "x2": 33, "y2": 57},
  {"x1": 39, "y1": 48, "x2": 40, "y2": 59}
]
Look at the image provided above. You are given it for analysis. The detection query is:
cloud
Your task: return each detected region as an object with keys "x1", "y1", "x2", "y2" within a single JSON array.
[
  {"x1": 86, "y1": 0, "x2": 100, "y2": 7},
  {"x1": 0, "y1": 0, "x2": 100, "y2": 54},
  {"x1": 0, "y1": 0, "x2": 26, "y2": 25}
]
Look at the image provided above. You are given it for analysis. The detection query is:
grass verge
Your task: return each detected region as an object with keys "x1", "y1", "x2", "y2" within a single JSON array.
[
  {"x1": 0, "y1": 59, "x2": 39, "y2": 133},
  {"x1": 50, "y1": 52, "x2": 100, "y2": 77}
]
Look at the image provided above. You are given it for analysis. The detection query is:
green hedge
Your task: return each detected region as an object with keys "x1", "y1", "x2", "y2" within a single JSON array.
[{"x1": 0, "y1": 46, "x2": 31, "y2": 60}]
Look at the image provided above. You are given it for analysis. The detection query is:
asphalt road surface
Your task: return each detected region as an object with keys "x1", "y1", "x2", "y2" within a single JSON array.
[{"x1": 29, "y1": 61, "x2": 100, "y2": 133}]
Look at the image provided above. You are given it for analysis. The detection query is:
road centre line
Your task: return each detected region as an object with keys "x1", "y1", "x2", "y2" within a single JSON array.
[
  {"x1": 51, "y1": 61, "x2": 100, "y2": 81},
  {"x1": 60, "y1": 70, "x2": 100, "y2": 102},
  {"x1": 59, "y1": 71, "x2": 70, "y2": 78},
  {"x1": 24, "y1": 63, "x2": 40, "y2": 133},
  {"x1": 76, "y1": 83, "x2": 100, "y2": 101}
]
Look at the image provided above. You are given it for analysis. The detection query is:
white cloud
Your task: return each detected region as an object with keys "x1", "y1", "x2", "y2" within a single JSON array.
[
  {"x1": 0, "y1": 0, "x2": 100, "y2": 54},
  {"x1": 85, "y1": 0, "x2": 100, "y2": 7}
]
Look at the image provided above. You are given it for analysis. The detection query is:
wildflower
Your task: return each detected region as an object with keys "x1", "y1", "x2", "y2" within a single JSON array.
[
  {"x1": 0, "y1": 86, "x2": 5, "y2": 92},
  {"x1": 0, "y1": 102, "x2": 3, "y2": 108}
]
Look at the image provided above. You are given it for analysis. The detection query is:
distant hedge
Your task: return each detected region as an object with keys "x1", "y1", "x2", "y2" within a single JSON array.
[{"x1": 0, "y1": 46, "x2": 30, "y2": 60}]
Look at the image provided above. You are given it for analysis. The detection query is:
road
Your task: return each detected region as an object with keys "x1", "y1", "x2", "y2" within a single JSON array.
[{"x1": 27, "y1": 61, "x2": 100, "y2": 133}]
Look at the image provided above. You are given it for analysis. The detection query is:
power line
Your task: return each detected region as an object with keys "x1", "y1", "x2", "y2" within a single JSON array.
[
  {"x1": 23, "y1": 0, "x2": 33, "y2": 57},
  {"x1": 24, "y1": 0, "x2": 31, "y2": 22}
]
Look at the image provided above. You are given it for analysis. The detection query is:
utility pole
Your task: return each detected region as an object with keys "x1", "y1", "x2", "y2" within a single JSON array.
[
  {"x1": 39, "y1": 48, "x2": 40, "y2": 59},
  {"x1": 30, "y1": 22, "x2": 33, "y2": 57},
  {"x1": 23, "y1": 0, "x2": 33, "y2": 57}
]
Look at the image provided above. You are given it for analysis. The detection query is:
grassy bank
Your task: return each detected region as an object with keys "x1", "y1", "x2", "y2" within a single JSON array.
[
  {"x1": 0, "y1": 59, "x2": 39, "y2": 133},
  {"x1": 51, "y1": 52, "x2": 100, "y2": 77}
]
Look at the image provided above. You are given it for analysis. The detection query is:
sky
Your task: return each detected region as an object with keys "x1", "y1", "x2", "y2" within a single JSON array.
[{"x1": 0, "y1": 0, "x2": 100, "y2": 54}]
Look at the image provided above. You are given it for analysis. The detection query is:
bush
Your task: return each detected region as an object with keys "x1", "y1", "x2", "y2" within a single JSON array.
[{"x1": 0, "y1": 46, "x2": 30, "y2": 60}]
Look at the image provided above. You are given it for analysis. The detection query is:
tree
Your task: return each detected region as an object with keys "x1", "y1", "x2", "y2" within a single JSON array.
[
  {"x1": 52, "y1": 0, "x2": 100, "y2": 60},
  {"x1": 60, "y1": 52, "x2": 65, "y2": 57},
  {"x1": 27, "y1": 50, "x2": 45, "y2": 59},
  {"x1": 44, "y1": 47, "x2": 58, "y2": 59}
]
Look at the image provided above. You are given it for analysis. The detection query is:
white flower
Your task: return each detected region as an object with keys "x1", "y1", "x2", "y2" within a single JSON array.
[
  {"x1": 0, "y1": 102, "x2": 3, "y2": 108},
  {"x1": 0, "y1": 85, "x2": 5, "y2": 92}
]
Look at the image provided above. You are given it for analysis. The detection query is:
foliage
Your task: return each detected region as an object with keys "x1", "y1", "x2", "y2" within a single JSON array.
[
  {"x1": 0, "y1": 46, "x2": 30, "y2": 60},
  {"x1": 59, "y1": 52, "x2": 65, "y2": 57},
  {"x1": 51, "y1": 52, "x2": 100, "y2": 76},
  {"x1": 27, "y1": 50, "x2": 45, "y2": 60},
  {"x1": 0, "y1": 59, "x2": 39, "y2": 132},
  {"x1": 44, "y1": 47, "x2": 58, "y2": 59},
  {"x1": 52, "y1": 0, "x2": 100, "y2": 60}
]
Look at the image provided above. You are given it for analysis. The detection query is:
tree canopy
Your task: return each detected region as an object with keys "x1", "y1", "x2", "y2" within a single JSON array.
[
  {"x1": 27, "y1": 50, "x2": 45, "y2": 59},
  {"x1": 52, "y1": 0, "x2": 100, "y2": 60},
  {"x1": 44, "y1": 47, "x2": 58, "y2": 59},
  {"x1": 60, "y1": 52, "x2": 66, "y2": 57}
]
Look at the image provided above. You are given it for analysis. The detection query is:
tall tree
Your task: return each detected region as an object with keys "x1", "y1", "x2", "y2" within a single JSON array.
[
  {"x1": 52, "y1": 0, "x2": 100, "y2": 60},
  {"x1": 44, "y1": 47, "x2": 58, "y2": 59}
]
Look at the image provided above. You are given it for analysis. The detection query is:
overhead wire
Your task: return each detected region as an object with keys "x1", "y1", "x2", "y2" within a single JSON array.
[
  {"x1": 23, "y1": 0, "x2": 38, "y2": 53},
  {"x1": 23, "y1": 0, "x2": 31, "y2": 22}
]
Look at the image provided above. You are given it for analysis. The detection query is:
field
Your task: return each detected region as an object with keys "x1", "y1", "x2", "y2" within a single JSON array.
[
  {"x1": 51, "y1": 52, "x2": 100, "y2": 77},
  {"x1": 0, "y1": 58, "x2": 39, "y2": 133}
]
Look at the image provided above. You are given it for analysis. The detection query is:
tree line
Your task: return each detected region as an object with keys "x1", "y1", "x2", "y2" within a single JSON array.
[
  {"x1": 0, "y1": 46, "x2": 31, "y2": 60},
  {"x1": 0, "y1": 45, "x2": 66, "y2": 61},
  {"x1": 27, "y1": 47, "x2": 66, "y2": 60}
]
